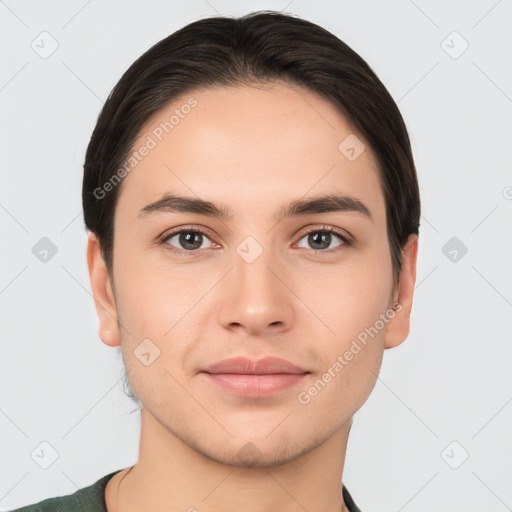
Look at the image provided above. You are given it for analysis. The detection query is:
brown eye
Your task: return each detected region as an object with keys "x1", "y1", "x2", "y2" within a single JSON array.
[
  {"x1": 164, "y1": 230, "x2": 213, "y2": 251},
  {"x1": 296, "y1": 227, "x2": 350, "y2": 252}
]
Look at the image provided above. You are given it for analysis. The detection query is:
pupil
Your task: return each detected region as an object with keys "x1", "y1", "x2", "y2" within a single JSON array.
[
  {"x1": 310, "y1": 232, "x2": 330, "y2": 250},
  {"x1": 181, "y1": 232, "x2": 202, "y2": 250}
]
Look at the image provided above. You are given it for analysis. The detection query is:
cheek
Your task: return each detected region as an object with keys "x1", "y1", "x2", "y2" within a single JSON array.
[
  {"x1": 113, "y1": 256, "x2": 211, "y2": 377},
  {"x1": 296, "y1": 277, "x2": 388, "y2": 417},
  {"x1": 304, "y1": 252, "x2": 393, "y2": 339},
  {"x1": 113, "y1": 242, "x2": 185, "y2": 330},
  {"x1": 299, "y1": 249, "x2": 392, "y2": 407}
]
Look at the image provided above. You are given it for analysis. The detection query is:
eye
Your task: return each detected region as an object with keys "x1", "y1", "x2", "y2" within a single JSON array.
[
  {"x1": 295, "y1": 226, "x2": 352, "y2": 252},
  {"x1": 163, "y1": 228, "x2": 214, "y2": 252},
  {"x1": 160, "y1": 224, "x2": 353, "y2": 255}
]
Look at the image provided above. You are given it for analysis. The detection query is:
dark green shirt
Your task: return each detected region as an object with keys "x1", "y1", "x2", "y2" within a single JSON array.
[{"x1": 7, "y1": 471, "x2": 362, "y2": 511}]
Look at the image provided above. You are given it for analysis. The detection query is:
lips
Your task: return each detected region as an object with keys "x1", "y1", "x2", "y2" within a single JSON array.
[
  {"x1": 201, "y1": 357, "x2": 309, "y2": 398},
  {"x1": 202, "y1": 356, "x2": 308, "y2": 375}
]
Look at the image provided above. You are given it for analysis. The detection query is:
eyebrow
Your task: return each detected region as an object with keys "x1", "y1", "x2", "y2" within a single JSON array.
[{"x1": 137, "y1": 193, "x2": 372, "y2": 222}]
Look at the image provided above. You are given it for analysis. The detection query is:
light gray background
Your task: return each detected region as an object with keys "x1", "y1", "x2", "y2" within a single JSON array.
[{"x1": 1, "y1": 1, "x2": 511, "y2": 511}]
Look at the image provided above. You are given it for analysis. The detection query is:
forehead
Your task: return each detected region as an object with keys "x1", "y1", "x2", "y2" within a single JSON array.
[{"x1": 116, "y1": 83, "x2": 385, "y2": 223}]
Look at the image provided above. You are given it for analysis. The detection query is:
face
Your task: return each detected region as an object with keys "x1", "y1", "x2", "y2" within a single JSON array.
[{"x1": 88, "y1": 82, "x2": 417, "y2": 467}]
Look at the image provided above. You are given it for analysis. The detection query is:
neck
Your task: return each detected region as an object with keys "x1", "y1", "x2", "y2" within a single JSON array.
[{"x1": 111, "y1": 408, "x2": 351, "y2": 512}]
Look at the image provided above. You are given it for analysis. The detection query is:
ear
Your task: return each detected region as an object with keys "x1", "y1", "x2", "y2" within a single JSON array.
[
  {"x1": 86, "y1": 231, "x2": 121, "y2": 347},
  {"x1": 383, "y1": 234, "x2": 419, "y2": 349}
]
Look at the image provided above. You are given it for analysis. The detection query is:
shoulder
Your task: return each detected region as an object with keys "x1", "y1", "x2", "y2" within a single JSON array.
[{"x1": 6, "y1": 471, "x2": 120, "y2": 512}]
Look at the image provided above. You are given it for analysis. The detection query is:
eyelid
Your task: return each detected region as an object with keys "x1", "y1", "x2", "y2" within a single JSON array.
[
  {"x1": 294, "y1": 224, "x2": 354, "y2": 246},
  {"x1": 160, "y1": 224, "x2": 217, "y2": 246}
]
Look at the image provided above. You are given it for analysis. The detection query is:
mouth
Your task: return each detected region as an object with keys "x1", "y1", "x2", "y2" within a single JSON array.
[{"x1": 201, "y1": 356, "x2": 310, "y2": 398}]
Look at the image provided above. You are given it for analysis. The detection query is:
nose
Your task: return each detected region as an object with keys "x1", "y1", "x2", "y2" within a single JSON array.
[{"x1": 217, "y1": 245, "x2": 295, "y2": 337}]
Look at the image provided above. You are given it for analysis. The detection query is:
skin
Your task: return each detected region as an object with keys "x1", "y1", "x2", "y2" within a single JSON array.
[{"x1": 87, "y1": 82, "x2": 418, "y2": 512}]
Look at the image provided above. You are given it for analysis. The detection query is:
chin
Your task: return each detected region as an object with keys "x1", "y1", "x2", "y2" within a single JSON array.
[{"x1": 190, "y1": 431, "x2": 322, "y2": 469}]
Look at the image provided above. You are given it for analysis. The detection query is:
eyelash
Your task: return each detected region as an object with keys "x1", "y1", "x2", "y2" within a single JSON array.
[{"x1": 159, "y1": 224, "x2": 354, "y2": 256}]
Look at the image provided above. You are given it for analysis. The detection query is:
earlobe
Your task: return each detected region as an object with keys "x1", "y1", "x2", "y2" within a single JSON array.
[
  {"x1": 383, "y1": 234, "x2": 419, "y2": 349},
  {"x1": 86, "y1": 231, "x2": 121, "y2": 347}
]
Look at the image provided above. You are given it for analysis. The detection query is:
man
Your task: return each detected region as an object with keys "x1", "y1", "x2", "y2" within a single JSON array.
[{"x1": 11, "y1": 10, "x2": 419, "y2": 512}]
